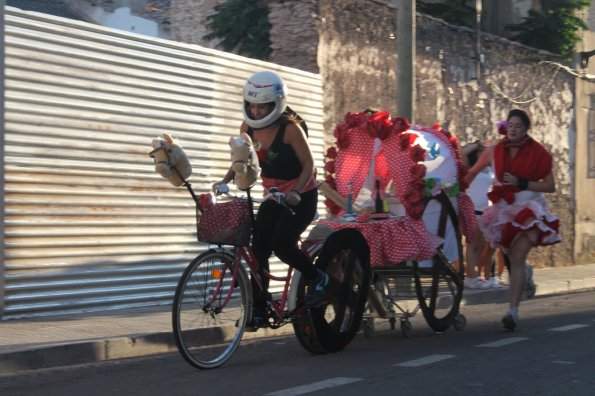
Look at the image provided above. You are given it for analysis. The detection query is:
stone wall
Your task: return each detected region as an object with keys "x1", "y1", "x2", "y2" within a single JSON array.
[
  {"x1": 268, "y1": 1, "x2": 319, "y2": 73},
  {"x1": 314, "y1": 0, "x2": 399, "y2": 133},
  {"x1": 169, "y1": 0, "x2": 224, "y2": 48}
]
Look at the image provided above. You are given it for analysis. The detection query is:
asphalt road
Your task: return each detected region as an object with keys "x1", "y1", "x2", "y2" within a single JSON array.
[{"x1": 1, "y1": 291, "x2": 594, "y2": 396}]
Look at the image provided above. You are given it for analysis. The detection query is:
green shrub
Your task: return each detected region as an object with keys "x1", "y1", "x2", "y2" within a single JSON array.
[{"x1": 506, "y1": 0, "x2": 589, "y2": 59}]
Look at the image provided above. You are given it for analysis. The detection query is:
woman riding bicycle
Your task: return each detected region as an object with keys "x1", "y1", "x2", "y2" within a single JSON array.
[{"x1": 215, "y1": 70, "x2": 327, "y2": 330}]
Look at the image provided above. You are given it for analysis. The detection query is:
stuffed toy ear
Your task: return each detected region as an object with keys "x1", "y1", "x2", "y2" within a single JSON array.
[
  {"x1": 163, "y1": 132, "x2": 175, "y2": 144},
  {"x1": 240, "y1": 132, "x2": 252, "y2": 144}
]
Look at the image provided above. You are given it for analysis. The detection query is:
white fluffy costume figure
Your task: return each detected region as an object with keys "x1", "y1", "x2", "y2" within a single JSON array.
[{"x1": 229, "y1": 132, "x2": 261, "y2": 191}]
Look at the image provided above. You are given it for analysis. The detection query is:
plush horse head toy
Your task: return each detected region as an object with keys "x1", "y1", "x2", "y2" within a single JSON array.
[
  {"x1": 230, "y1": 132, "x2": 260, "y2": 191},
  {"x1": 149, "y1": 133, "x2": 192, "y2": 187}
]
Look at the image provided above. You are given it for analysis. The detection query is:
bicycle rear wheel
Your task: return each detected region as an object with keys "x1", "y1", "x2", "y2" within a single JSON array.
[
  {"x1": 172, "y1": 250, "x2": 250, "y2": 369},
  {"x1": 412, "y1": 249, "x2": 464, "y2": 332},
  {"x1": 296, "y1": 228, "x2": 370, "y2": 353},
  {"x1": 413, "y1": 191, "x2": 465, "y2": 333}
]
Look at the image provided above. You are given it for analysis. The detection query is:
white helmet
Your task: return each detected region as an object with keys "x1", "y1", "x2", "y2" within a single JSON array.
[{"x1": 242, "y1": 71, "x2": 287, "y2": 129}]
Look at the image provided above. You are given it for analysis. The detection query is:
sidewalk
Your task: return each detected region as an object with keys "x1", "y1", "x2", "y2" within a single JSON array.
[{"x1": 1, "y1": 263, "x2": 594, "y2": 375}]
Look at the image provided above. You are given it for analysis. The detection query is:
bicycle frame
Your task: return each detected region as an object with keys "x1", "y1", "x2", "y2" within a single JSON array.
[
  {"x1": 234, "y1": 245, "x2": 298, "y2": 322},
  {"x1": 181, "y1": 179, "x2": 314, "y2": 325}
]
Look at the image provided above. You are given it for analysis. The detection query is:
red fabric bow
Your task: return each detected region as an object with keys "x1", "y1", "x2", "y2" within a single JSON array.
[
  {"x1": 368, "y1": 111, "x2": 392, "y2": 140},
  {"x1": 326, "y1": 146, "x2": 337, "y2": 159},
  {"x1": 392, "y1": 116, "x2": 410, "y2": 133},
  {"x1": 487, "y1": 185, "x2": 519, "y2": 205}
]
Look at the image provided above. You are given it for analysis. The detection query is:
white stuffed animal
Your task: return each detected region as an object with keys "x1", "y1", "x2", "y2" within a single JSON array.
[
  {"x1": 229, "y1": 132, "x2": 261, "y2": 191},
  {"x1": 149, "y1": 133, "x2": 192, "y2": 187}
]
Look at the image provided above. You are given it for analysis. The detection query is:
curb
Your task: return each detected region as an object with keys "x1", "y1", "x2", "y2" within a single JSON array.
[
  {"x1": 461, "y1": 277, "x2": 595, "y2": 306},
  {"x1": 0, "y1": 332, "x2": 176, "y2": 375},
  {"x1": 2, "y1": 279, "x2": 594, "y2": 375},
  {"x1": 0, "y1": 325, "x2": 296, "y2": 375}
]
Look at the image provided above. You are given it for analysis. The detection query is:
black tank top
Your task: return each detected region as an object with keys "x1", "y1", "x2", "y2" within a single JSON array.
[{"x1": 248, "y1": 124, "x2": 302, "y2": 180}]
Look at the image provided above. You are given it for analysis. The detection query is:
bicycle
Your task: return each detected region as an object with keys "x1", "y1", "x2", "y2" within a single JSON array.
[{"x1": 171, "y1": 182, "x2": 370, "y2": 369}]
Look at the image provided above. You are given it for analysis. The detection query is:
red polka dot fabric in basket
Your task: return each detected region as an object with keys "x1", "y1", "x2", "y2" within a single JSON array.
[{"x1": 197, "y1": 198, "x2": 252, "y2": 246}]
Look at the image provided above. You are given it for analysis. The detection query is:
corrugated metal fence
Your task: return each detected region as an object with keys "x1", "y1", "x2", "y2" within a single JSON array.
[{"x1": 1, "y1": 6, "x2": 326, "y2": 319}]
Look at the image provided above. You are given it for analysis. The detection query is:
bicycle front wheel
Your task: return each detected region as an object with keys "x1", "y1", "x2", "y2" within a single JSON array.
[{"x1": 172, "y1": 250, "x2": 250, "y2": 369}]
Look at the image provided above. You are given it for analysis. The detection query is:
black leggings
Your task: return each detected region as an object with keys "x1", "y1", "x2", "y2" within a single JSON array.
[{"x1": 251, "y1": 188, "x2": 318, "y2": 308}]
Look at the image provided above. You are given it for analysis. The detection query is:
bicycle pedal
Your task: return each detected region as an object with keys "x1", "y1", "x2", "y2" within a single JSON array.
[
  {"x1": 245, "y1": 325, "x2": 258, "y2": 333},
  {"x1": 245, "y1": 318, "x2": 268, "y2": 332}
]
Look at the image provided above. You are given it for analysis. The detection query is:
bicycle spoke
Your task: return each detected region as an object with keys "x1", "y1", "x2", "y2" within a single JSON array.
[{"x1": 172, "y1": 251, "x2": 249, "y2": 369}]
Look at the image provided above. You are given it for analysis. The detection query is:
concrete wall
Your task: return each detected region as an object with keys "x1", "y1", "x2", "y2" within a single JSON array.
[{"x1": 573, "y1": 1, "x2": 595, "y2": 264}]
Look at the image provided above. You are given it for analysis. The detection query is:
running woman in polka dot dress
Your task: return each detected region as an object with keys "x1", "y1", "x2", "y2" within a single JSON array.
[{"x1": 465, "y1": 109, "x2": 561, "y2": 330}]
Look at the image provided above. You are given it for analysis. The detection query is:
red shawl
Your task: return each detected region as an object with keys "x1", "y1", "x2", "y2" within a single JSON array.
[{"x1": 488, "y1": 137, "x2": 552, "y2": 204}]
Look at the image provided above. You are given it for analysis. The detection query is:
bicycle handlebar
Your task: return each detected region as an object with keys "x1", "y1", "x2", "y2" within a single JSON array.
[
  {"x1": 262, "y1": 187, "x2": 295, "y2": 215},
  {"x1": 213, "y1": 184, "x2": 295, "y2": 215},
  {"x1": 212, "y1": 183, "x2": 234, "y2": 199}
]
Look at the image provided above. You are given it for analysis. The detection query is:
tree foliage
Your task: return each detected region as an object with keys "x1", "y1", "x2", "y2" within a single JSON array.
[
  {"x1": 506, "y1": 0, "x2": 589, "y2": 59},
  {"x1": 204, "y1": 0, "x2": 272, "y2": 60}
]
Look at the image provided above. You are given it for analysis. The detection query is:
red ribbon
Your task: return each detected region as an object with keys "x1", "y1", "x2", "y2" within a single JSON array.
[{"x1": 487, "y1": 185, "x2": 519, "y2": 205}]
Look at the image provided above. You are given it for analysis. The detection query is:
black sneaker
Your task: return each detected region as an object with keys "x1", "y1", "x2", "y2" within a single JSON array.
[
  {"x1": 245, "y1": 308, "x2": 267, "y2": 332},
  {"x1": 502, "y1": 313, "x2": 519, "y2": 331}
]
